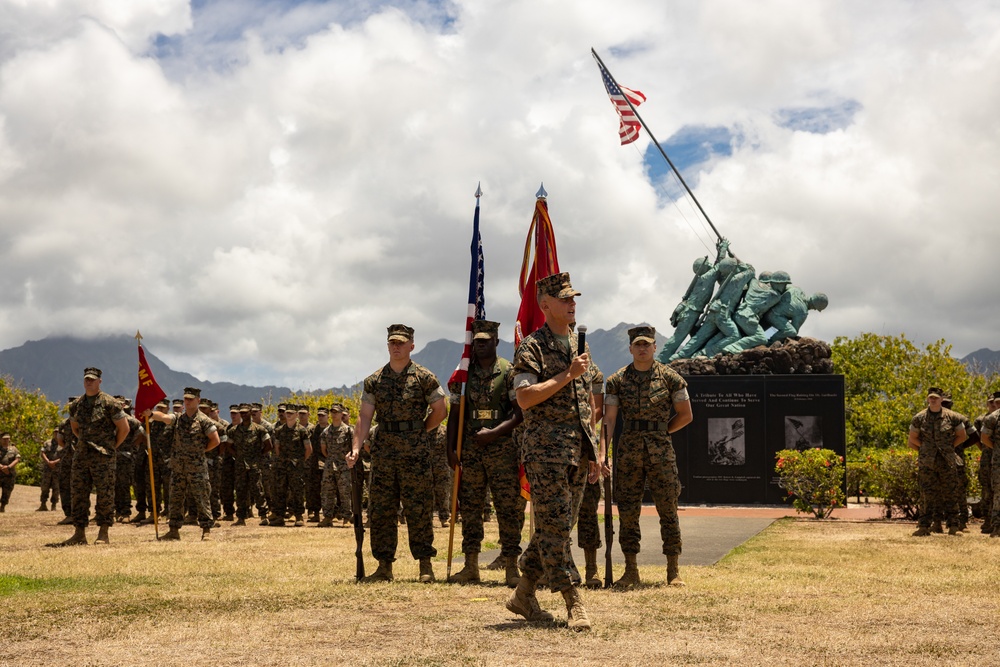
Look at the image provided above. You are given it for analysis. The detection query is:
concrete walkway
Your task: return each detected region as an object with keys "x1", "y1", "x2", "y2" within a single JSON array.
[{"x1": 479, "y1": 502, "x2": 885, "y2": 567}]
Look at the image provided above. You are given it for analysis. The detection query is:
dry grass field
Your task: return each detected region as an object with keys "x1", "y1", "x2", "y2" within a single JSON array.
[{"x1": 2, "y1": 485, "x2": 998, "y2": 667}]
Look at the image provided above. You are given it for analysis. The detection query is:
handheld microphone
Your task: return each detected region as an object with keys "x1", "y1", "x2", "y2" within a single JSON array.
[{"x1": 577, "y1": 325, "x2": 587, "y2": 355}]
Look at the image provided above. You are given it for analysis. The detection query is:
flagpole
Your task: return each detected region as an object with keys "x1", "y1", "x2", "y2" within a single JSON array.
[
  {"x1": 591, "y1": 47, "x2": 723, "y2": 242},
  {"x1": 144, "y1": 415, "x2": 160, "y2": 540},
  {"x1": 135, "y1": 331, "x2": 160, "y2": 540}
]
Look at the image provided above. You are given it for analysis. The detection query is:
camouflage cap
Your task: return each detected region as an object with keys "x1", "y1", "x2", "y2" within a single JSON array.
[
  {"x1": 172, "y1": 398, "x2": 183, "y2": 406},
  {"x1": 297, "y1": 405, "x2": 309, "y2": 414},
  {"x1": 316, "y1": 407, "x2": 328, "y2": 416},
  {"x1": 198, "y1": 398, "x2": 211, "y2": 409},
  {"x1": 926, "y1": 387, "x2": 944, "y2": 398},
  {"x1": 387, "y1": 324, "x2": 415, "y2": 342},
  {"x1": 238, "y1": 403, "x2": 251, "y2": 413},
  {"x1": 330, "y1": 403, "x2": 345, "y2": 414},
  {"x1": 229, "y1": 404, "x2": 239, "y2": 412},
  {"x1": 628, "y1": 325, "x2": 656, "y2": 344},
  {"x1": 155, "y1": 400, "x2": 168, "y2": 409},
  {"x1": 251, "y1": 402, "x2": 263, "y2": 411},
  {"x1": 990, "y1": 391, "x2": 1000, "y2": 402},
  {"x1": 537, "y1": 272, "x2": 580, "y2": 299},
  {"x1": 471, "y1": 320, "x2": 500, "y2": 340},
  {"x1": 83, "y1": 367, "x2": 102, "y2": 379},
  {"x1": 277, "y1": 403, "x2": 287, "y2": 411}
]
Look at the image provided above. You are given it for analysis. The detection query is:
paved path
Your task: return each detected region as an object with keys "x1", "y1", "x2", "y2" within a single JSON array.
[{"x1": 479, "y1": 502, "x2": 885, "y2": 567}]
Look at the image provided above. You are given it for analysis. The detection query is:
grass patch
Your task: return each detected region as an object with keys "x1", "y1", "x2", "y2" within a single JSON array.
[{"x1": 2, "y1": 487, "x2": 1000, "y2": 665}]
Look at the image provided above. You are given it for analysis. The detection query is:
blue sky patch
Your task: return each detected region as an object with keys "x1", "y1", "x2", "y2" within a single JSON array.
[
  {"x1": 644, "y1": 124, "x2": 734, "y2": 198},
  {"x1": 774, "y1": 99, "x2": 861, "y2": 134}
]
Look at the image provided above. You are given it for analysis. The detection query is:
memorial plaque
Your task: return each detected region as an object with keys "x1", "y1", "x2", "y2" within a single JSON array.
[
  {"x1": 671, "y1": 374, "x2": 846, "y2": 505},
  {"x1": 678, "y1": 376, "x2": 767, "y2": 504},
  {"x1": 763, "y1": 375, "x2": 846, "y2": 504}
]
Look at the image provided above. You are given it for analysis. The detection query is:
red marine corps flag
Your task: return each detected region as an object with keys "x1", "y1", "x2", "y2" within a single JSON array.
[
  {"x1": 134, "y1": 331, "x2": 166, "y2": 419},
  {"x1": 513, "y1": 184, "x2": 560, "y2": 348}
]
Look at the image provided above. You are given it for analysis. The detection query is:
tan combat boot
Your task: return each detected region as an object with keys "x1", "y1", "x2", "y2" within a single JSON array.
[
  {"x1": 948, "y1": 526, "x2": 963, "y2": 536},
  {"x1": 614, "y1": 553, "x2": 640, "y2": 589},
  {"x1": 318, "y1": 516, "x2": 334, "y2": 528},
  {"x1": 504, "y1": 556, "x2": 521, "y2": 588},
  {"x1": 505, "y1": 574, "x2": 554, "y2": 622},
  {"x1": 57, "y1": 515, "x2": 74, "y2": 525},
  {"x1": 233, "y1": 517, "x2": 246, "y2": 526},
  {"x1": 37, "y1": 502, "x2": 48, "y2": 512},
  {"x1": 561, "y1": 586, "x2": 592, "y2": 631},
  {"x1": 448, "y1": 552, "x2": 480, "y2": 584},
  {"x1": 95, "y1": 525, "x2": 110, "y2": 544},
  {"x1": 159, "y1": 527, "x2": 181, "y2": 541},
  {"x1": 58, "y1": 526, "x2": 88, "y2": 547},
  {"x1": 931, "y1": 519, "x2": 943, "y2": 533},
  {"x1": 911, "y1": 526, "x2": 932, "y2": 537},
  {"x1": 201, "y1": 528, "x2": 212, "y2": 541},
  {"x1": 361, "y1": 560, "x2": 393, "y2": 583},
  {"x1": 419, "y1": 557, "x2": 436, "y2": 583},
  {"x1": 293, "y1": 515, "x2": 304, "y2": 527},
  {"x1": 584, "y1": 548, "x2": 602, "y2": 589},
  {"x1": 667, "y1": 554, "x2": 685, "y2": 587}
]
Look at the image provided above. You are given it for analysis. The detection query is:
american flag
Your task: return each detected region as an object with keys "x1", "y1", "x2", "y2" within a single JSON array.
[
  {"x1": 596, "y1": 58, "x2": 646, "y2": 145},
  {"x1": 448, "y1": 188, "x2": 486, "y2": 386}
]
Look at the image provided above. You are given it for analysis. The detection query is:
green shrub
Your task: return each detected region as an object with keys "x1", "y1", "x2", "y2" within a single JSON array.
[
  {"x1": 864, "y1": 447, "x2": 919, "y2": 519},
  {"x1": 775, "y1": 448, "x2": 846, "y2": 519}
]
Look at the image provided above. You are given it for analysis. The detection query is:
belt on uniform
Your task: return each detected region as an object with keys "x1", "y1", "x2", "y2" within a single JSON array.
[
  {"x1": 624, "y1": 420, "x2": 671, "y2": 432},
  {"x1": 381, "y1": 420, "x2": 424, "y2": 433},
  {"x1": 471, "y1": 409, "x2": 502, "y2": 421}
]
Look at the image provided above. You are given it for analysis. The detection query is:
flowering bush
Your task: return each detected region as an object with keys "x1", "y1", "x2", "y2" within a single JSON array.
[{"x1": 775, "y1": 448, "x2": 846, "y2": 519}]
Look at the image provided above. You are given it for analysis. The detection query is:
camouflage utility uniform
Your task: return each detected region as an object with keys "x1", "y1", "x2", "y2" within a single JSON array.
[
  {"x1": 271, "y1": 422, "x2": 310, "y2": 520},
  {"x1": 39, "y1": 437, "x2": 62, "y2": 507},
  {"x1": 230, "y1": 417, "x2": 269, "y2": 520},
  {"x1": 305, "y1": 421, "x2": 324, "y2": 517},
  {"x1": 321, "y1": 422, "x2": 354, "y2": 521},
  {"x1": 57, "y1": 418, "x2": 76, "y2": 517},
  {"x1": 166, "y1": 410, "x2": 218, "y2": 530},
  {"x1": 68, "y1": 393, "x2": 126, "y2": 528},
  {"x1": 0, "y1": 442, "x2": 21, "y2": 508},
  {"x1": 513, "y1": 323, "x2": 598, "y2": 593},
  {"x1": 980, "y1": 410, "x2": 1000, "y2": 527},
  {"x1": 449, "y1": 356, "x2": 525, "y2": 559},
  {"x1": 364, "y1": 361, "x2": 446, "y2": 563},
  {"x1": 604, "y1": 361, "x2": 689, "y2": 556},
  {"x1": 975, "y1": 412, "x2": 993, "y2": 528},
  {"x1": 429, "y1": 424, "x2": 452, "y2": 525},
  {"x1": 910, "y1": 407, "x2": 966, "y2": 530},
  {"x1": 114, "y1": 413, "x2": 144, "y2": 518}
]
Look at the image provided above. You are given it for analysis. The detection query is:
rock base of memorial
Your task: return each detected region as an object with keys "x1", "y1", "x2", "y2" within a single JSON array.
[{"x1": 668, "y1": 337, "x2": 833, "y2": 376}]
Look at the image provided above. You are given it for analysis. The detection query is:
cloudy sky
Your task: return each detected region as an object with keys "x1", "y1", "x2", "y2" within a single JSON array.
[{"x1": 1, "y1": 0, "x2": 997, "y2": 389}]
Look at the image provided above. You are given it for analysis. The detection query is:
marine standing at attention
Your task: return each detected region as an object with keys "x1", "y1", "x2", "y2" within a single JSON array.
[
  {"x1": 347, "y1": 324, "x2": 448, "y2": 584},
  {"x1": 603, "y1": 325, "x2": 692, "y2": 587},
  {"x1": 56, "y1": 368, "x2": 129, "y2": 546}
]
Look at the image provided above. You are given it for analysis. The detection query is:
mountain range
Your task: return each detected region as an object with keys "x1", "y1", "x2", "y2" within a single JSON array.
[{"x1": 0, "y1": 323, "x2": 663, "y2": 409}]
